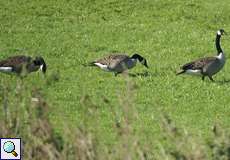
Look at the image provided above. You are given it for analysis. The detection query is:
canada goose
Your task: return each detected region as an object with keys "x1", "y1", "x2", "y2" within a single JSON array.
[
  {"x1": 176, "y1": 29, "x2": 226, "y2": 81},
  {"x1": 0, "y1": 55, "x2": 47, "y2": 76},
  {"x1": 87, "y1": 53, "x2": 148, "y2": 75}
]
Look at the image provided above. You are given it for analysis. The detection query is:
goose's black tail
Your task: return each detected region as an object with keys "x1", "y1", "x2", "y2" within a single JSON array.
[{"x1": 82, "y1": 62, "x2": 96, "y2": 67}]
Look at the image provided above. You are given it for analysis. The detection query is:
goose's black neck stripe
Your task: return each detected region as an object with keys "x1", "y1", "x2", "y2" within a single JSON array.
[
  {"x1": 131, "y1": 54, "x2": 143, "y2": 62},
  {"x1": 216, "y1": 34, "x2": 223, "y2": 55}
]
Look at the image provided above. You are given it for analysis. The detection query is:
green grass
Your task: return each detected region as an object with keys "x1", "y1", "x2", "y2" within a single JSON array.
[{"x1": 1, "y1": 0, "x2": 230, "y2": 159}]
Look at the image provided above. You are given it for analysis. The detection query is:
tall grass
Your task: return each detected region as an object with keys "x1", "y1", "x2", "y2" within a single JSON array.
[{"x1": 0, "y1": 75, "x2": 230, "y2": 160}]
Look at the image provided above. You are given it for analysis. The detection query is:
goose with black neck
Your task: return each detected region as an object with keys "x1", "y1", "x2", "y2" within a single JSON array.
[
  {"x1": 176, "y1": 29, "x2": 226, "y2": 81},
  {"x1": 86, "y1": 53, "x2": 148, "y2": 76},
  {"x1": 0, "y1": 55, "x2": 47, "y2": 76}
]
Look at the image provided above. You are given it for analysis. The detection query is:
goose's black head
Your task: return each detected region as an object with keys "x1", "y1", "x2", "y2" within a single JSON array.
[
  {"x1": 131, "y1": 53, "x2": 148, "y2": 68},
  {"x1": 217, "y1": 29, "x2": 225, "y2": 36},
  {"x1": 33, "y1": 56, "x2": 47, "y2": 74}
]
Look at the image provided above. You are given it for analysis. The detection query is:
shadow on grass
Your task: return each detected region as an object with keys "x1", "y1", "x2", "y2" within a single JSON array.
[
  {"x1": 128, "y1": 71, "x2": 152, "y2": 78},
  {"x1": 214, "y1": 79, "x2": 230, "y2": 85}
]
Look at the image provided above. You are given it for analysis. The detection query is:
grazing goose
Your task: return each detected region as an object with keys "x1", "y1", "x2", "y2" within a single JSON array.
[
  {"x1": 88, "y1": 53, "x2": 148, "y2": 75},
  {"x1": 0, "y1": 55, "x2": 47, "y2": 76},
  {"x1": 176, "y1": 29, "x2": 226, "y2": 81}
]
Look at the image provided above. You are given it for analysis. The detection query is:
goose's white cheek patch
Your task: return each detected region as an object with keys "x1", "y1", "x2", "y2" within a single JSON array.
[
  {"x1": 217, "y1": 30, "x2": 221, "y2": 35},
  {"x1": 40, "y1": 65, "x2": 43, "y2": 71}
]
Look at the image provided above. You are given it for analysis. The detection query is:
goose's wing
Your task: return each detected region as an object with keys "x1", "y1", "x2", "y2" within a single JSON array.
[
  {"x1": 94, "y1": 54, "x2": 129, "y2": 65},
  {"x1": 181, "y1": 56, "x2": 217, "y2": 70},
  {"x1": 0, "y1": 55, "x2": 31, "y2": 67},
  {"x1": 0, "y1": 55, "x2": 32, "y2": 73}
]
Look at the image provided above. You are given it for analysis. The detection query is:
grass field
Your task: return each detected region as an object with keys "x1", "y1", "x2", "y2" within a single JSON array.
[{"x1": 1, "y1": 0, "x2": 230, "y2": 159}]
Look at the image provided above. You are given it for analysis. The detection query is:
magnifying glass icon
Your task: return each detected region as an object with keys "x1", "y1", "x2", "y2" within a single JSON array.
[{"x1": 3, "y1": 141, "x2": 18, "y2": 157}]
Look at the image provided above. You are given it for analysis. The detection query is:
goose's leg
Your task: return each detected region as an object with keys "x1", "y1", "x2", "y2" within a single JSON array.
[
  {"x1": 122, "y1": 70, "x2": 129, "y2": 76},
  {"x1": 208, "y1": 76, "x2": 214, "y2": 82},
  {"x1": 114, "y1": 72, "x2": 121, "y2": 76},
  {"x1": 201, "y1": 70, "x2": 205, "y2": 81},
  {"x1": 202, "y1": 76, "x2": 205, "y2": 81}
]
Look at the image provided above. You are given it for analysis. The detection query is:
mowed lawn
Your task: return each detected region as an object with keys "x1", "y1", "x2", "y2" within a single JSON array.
[{"x1": 1, "y1": 0, "x2": 230, "y2": 154}]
